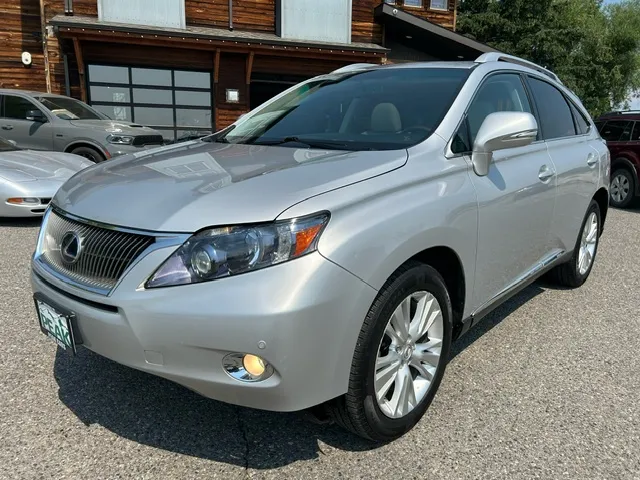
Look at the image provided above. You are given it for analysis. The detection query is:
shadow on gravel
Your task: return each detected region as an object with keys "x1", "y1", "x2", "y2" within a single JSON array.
[
  {"x1": 53, "y1": 281, "x2": 549, "y2": 469},
  {"x1": 0, "y1": 217, "x2": 42, "y2": 228}
]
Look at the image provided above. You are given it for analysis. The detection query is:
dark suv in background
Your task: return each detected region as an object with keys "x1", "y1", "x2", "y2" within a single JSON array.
[{"x1": 595, "y1": 111, "x2": 640, "y2": 208}]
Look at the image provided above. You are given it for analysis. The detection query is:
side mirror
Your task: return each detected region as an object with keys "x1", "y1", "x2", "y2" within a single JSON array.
[
  {"x1": 472, "y1": 111, "x2": 538, "y2": 176},
  {"x1": 26, "y1": 110, "x2": 47, "y2": 123}
]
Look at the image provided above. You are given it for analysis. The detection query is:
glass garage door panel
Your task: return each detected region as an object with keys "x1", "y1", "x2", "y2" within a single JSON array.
[{"x1": 87, "y1": 65, "x2": 213, "y2": 138}]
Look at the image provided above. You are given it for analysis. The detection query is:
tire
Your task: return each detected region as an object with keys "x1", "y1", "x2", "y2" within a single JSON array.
[
  {"x1": 327, "y1": 262, "x2": 453, "y2": 442},
  {"x1": 70, "y1": 146, "x2": 105, "y2": 163},
  {"x1": 547, "y1": 200, "x2": 601, "y2": 288},
  {"x1": 609, "y1": 167, "x2": 636, "y2": 209}
]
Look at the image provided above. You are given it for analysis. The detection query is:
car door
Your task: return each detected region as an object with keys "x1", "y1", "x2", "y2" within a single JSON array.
[
  {"x1": 525, "y1": 76, "x2": 600, "y2": 253},
  {"x1": 452, "y1": 72, "x2": 558, "y2": 311},
  {"x1": 0, "y1": 94, "x2": 54, "y2": 150}
]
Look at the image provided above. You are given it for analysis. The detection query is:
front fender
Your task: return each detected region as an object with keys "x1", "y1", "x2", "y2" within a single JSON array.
[{"x1": 279, "y1": 154, "x2": 479, "y2": 318}]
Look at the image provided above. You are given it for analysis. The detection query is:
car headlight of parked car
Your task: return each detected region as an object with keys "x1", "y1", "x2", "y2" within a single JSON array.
[
  {"x1": 107, "y1": 134, "x2": 134, "y2": 145},
  {"x1": 146, "y1": 212, "x2": 330, "y2": 288}
]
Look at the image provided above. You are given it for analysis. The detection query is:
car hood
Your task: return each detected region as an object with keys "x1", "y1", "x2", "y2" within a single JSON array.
[
  {"x1": 53, "y1": 141, "x2": 408, "y2": 232},
  {"x1": 68, "y1": 119, "x2": 161, "y2": 135},
  {"x1": 0, "y1": 150, "x2": 91, "y2": 183}
]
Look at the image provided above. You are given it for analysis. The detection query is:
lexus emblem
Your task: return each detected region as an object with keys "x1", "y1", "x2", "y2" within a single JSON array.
[{"x1": 60, "y1": 231, "x2": 82, "y2": 264}]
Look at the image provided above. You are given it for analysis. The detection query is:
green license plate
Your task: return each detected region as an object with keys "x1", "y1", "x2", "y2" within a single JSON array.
[{"x1": 35, "y1": 296, "x2": 76, "y2": 354}]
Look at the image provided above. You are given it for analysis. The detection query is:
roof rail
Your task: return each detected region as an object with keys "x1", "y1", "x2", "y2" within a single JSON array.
[
  {"x1": 601, "y1": 110, "x2": 640, "y2": 116},
  {"x1": 475, "y1": 52, "x2": 561, "y2": 84},
  {"x1": 331, "y1": 63, "x2": 378, "y2": 74}
]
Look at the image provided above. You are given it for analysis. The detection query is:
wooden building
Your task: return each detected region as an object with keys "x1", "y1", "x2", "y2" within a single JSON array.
[{"x1": 1, "y1": 0, "x2": 495, "y2": 140}]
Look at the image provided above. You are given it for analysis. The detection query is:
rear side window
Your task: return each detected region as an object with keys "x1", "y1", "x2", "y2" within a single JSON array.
[
  {"x1": 600, "y1": 120, "x2": 633, "y2": 142},
  {"x1": 528, "y1": 77, "x2": 576, "y2": 140},
  {"x1": 3, "y1": 95, "x2": 39, "y2": 120},
  {"x1": 570, "y1": 103, "x2": 591, "y2": 135},
  {"x1": 631, "y1": 122, "x2": 640, "y2": 141}
]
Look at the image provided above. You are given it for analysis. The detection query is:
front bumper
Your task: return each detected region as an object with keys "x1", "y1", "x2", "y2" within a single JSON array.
[{"x1": 31, "y1": 250, "x2": 377, "y2": 412}]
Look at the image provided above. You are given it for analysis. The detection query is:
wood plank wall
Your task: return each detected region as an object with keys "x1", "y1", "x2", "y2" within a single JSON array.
[
  {"x1": 187, "y1": 0, "x2": 275, "y2": 32},
  {"x1": 352, "y1": 0, "x2": 456, "y2": 43},
  {"x1": 0, "y1": 0, "x2": 46, "y2": 90}
]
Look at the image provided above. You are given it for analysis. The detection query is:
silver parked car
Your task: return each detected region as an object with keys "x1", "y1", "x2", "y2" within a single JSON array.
[
  {"x1": 0, "y1": 89, "x2": 164, "y2": 163},
  {"x1": 31, "y1": 54, "x2": 610, "y2": 441},
  {"x1": 0, "y1": 137, "x2": 92, "y2": 217}
]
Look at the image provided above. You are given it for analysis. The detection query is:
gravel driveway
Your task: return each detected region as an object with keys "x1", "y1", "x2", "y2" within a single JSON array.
[{"x1": 1, "y1": 208, "x2": 639, "y2": 479}]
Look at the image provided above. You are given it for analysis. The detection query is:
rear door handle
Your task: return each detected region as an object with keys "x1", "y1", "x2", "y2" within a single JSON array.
[
  {"x1": 538, "y1": 165, "x2": 556, "y2": 182},
  {"x1": 1, "y1": 125, "x2": 13, "y2": 130},
  {"x1": 587, "y1": 153, "x2": 598, "y2": 167}
]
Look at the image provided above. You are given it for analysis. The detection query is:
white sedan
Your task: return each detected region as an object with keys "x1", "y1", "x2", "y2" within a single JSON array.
[{"x1": 0, "y1": 137, "x2": 93, "y2": 217}]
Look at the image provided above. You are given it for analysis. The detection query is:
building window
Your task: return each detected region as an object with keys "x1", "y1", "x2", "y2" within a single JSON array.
[
  {"x1": 87, "y1": 65, "x2": 212, "y2": 141},
  {"x1": 430, "y1": 0, "x2": 448, "y2": 10},
  {"x1": 98, "y1": 0, "x2": 186, "y2": 29},
  {"x1": 403, "y1": 0, "x2": 422, "y2": 6},
  {"x1": 384, "y1": 0, "x2": 397, "y2": 4}
]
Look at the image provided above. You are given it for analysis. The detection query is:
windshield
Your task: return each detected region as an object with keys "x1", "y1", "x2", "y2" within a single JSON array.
[
  {"x1": 215, "y1": 67, "x2": 470, "y2": 151},
  {"x1": 35, "y1": 96, "x2": 108, "y2": 120},
  {"x1": 0, "y1": 137, "x2": 20, "y2": 152}
]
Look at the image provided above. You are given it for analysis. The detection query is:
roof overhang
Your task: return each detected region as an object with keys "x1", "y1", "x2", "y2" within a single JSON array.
[
  {"x1": 374, "y1": 3, "x2": 498, "y2": 60},
  {"x1": 49, "y1": 15, "x2": 388, "y2": 60}
]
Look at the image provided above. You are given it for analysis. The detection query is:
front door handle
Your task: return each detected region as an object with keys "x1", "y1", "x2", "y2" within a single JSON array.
[
  {"x1": 587, "y1": 153, "x2": 598, "y2": 167},
  {"x1": 538, "y1": 165, "x2": 556, "y2": 182},
  {"x1": 1, "y1": 125, "x2": 13, "y2": 130}
]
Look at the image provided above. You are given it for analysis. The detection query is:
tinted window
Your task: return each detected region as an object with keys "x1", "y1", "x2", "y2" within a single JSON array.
[
  {"x1": 600, "y1": 120, "x2": 633, "y2": 142},
  {"x1": 528, "y1": 77, "x2": 576, "y2": 139},
  {"x1": 570, "y1": 103, "x2": 591, "y2": 135},
  {"x1": 631, "y1": 122, "x2": 640, "y2": 141},
  {"x1": 3, "y1": 95, "x2": 39, "y2": 120},
  {"x1": 454, "y1": 74, "x2": 532, "y2": 153},
  {"x1": 216, "y1": 68, "x2": 471, "y2": 151}
]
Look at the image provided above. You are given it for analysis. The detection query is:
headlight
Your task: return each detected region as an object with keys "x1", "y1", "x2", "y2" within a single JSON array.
[
  {"x1": 145, "y1": 212, "x2": 330, "y2": 288},
  {"x1": 107, "y1": 134, "x2": 134, "y2": 145}
]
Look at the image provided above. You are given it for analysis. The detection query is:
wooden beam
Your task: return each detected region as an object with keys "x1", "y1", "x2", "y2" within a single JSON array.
[
  {"x1": 39, "y1": 0, "x2": 51, "y2": 93},
  {"x1": 72, "y1": 37, "x2": 87, "y2": 102},
  {"x1": 245, "y1": 51, "x2": 254, "y2": 84},
  {"x1": 213, "y1": 48, "x2": 220, "y2": 84}
]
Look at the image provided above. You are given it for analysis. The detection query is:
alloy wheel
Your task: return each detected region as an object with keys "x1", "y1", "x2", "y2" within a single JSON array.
[
  {"x1": 611, "y1": 173, "x2": 630, "y2": 204},
  {"x1": 578, "y1": 212, "x2": 598, "y2": 275},
  {"x1": 374, "y1": 291, "x2": 444, "y2": 419}
]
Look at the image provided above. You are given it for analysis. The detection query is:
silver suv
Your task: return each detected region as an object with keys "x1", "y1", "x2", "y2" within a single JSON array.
[
  {"x1": 30, "y1": 54, "x2": 610, "y2": 441},
  {"x1": 0, "y1": 89, "x2": 164, "y2": 162}
]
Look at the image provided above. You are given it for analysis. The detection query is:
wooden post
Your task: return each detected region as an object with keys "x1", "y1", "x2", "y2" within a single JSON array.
[
  {"x1": 213, "y1": 49, "x2": 220, "y2": 84},
  {"x1": 72, "y1": 38, "x2": 87, "y2": 102},
  {"x1": 213, "y1": 49, "x2": 220, "y2": 130},
  {"x1": 245, "y1": 51, "x2": 254, "y2": 112},
  {"x1": 39, "y1": 0, "x2": 51, "y2": 93}
]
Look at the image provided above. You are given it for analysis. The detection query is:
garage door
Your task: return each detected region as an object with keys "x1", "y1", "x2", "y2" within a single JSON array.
[{"x1": 86, "y1": 64, "x2": 213, "y2": 141}]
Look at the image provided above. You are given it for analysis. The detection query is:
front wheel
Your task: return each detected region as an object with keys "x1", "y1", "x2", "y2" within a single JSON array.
[
  {"x1": 70, "y1": 145, "x2": 105, "y2": 163},
  {"x1": 547, "y1": 200, "x2": 601, "y2": 288},
  {"x1": 610, "y1": 168, "x2": 635, "y2": 208},
  {"x1": 328, "y1": 262, "x2": 452, "y2": 441}
]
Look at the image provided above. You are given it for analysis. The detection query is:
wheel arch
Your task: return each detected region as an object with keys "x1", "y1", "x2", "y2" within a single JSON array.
[
  {"x1": 593, "y1": 187, "x2": 609, "y2": 233},
  {"x1": 63, "y1": 140, "x2": 108, "y2": 160}
]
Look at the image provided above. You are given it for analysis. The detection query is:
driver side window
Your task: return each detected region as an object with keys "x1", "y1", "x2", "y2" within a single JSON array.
[{"x1": 452, "y1": 74, "x2": 533, "y2": 154}]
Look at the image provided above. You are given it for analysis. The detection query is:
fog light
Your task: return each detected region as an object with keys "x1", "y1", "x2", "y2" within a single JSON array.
[
  {"x1": 223, "y1": 352, "x2": 273, "y2": 382},
  {"x1": 243, "y1": 354, "x2": 265, "y2": 377}
]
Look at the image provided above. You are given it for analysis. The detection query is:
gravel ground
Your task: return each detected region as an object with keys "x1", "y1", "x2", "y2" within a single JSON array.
[{"x1": 1, "y1": 207, "x2": 639, "y2": 480}]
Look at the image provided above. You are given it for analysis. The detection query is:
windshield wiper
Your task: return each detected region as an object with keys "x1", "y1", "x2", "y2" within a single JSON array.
[{"x1": 251, "y1": 137, "x2": 350, "y2": 150}]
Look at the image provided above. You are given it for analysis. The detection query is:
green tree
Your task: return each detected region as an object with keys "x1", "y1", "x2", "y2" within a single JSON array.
[{"x1": 457, "y1": 0, "x2": 640, "y2": 116}]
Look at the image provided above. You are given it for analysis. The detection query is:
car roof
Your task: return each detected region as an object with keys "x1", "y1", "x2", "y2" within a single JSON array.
[{"x1": 596, "y1": 111, "x2": 640, "y2": 121}]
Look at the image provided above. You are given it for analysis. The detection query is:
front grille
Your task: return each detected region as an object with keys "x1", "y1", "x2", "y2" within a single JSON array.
[
  {"x1": 39, "y1": 210, "x2": 155, "y2": 293},
  {"x1": 132, "y1": 135, "x2": 164, "y2": 146}
]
